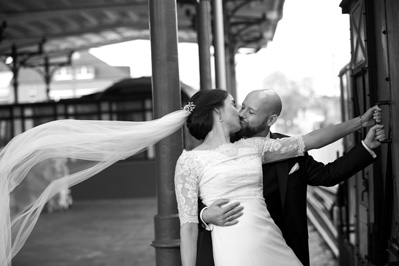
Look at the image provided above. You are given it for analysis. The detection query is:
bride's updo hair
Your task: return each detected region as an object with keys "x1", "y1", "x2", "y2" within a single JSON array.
[{"x1": 186, "y1": 89, "x2": 228, "y2": 140}]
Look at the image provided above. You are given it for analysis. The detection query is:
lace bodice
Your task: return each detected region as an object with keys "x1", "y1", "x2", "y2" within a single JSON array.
[{"x1": 174, "y1": 136, "x2": 305, "y2": 225}]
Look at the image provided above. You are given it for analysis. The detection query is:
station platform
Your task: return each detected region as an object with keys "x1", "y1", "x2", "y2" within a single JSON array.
[{"x1": 13, "y1": 198, "x2": 337, "y2": 266}]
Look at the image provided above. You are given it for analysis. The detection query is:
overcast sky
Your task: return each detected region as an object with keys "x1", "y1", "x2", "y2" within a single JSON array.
[{"x1": 235, "y1": 0, "x2": 350, "y2": 101}]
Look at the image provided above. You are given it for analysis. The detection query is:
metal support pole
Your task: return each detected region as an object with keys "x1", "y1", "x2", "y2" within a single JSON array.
[
  {"x1": 225, "y1": 43, "x2": 237, "y2": 100},
  {"x1": 212, "y1": 0, "x2": 227, "y2": 90},
  {"x1": 44, "y1": 57, "x2": 51, "y2": 100},
  {"x1": 148, "y1": 0, "x2": 183, "y2": 265},
  {"x1": 224, "y1": 14, "x2": 237, "y2": 100},
  {"x1": 4, "y1": 39, "x2": 45, "y2": 103},
  {"x1": 197, "y1": 0, "x2": 212, "y2": 90},
  {"x1": 11, "y1": 44, "x2": 19, "y2": 103}
]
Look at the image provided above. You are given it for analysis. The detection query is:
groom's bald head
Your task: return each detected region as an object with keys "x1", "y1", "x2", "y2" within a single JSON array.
[
  {"x1": 245, "y1": 89, "x2": 282, "y2": 117},
  {"x1": 237, "y1": 89, "x2": 282, "y2": 138}
]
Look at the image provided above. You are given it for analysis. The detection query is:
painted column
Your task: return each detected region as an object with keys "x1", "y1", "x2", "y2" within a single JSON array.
[{"x1": 148, "y1": 0, "x2": 183, "y2": 265}]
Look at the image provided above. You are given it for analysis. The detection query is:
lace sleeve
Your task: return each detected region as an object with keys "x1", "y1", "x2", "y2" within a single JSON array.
[
  {"x1": 262, "y1": 136, "x2": 305, "y2": 164},
  {"x1": 174, "y1": 152, "x2": 199, "y2": 225}
]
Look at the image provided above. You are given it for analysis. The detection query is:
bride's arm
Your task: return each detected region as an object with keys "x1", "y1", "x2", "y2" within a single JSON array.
[
  {"x1": 261, "y1": 106, "x2": 381, "y2": 164},
  {"x1": 174, "y1": 153, "x2": 200, "y2": 266},
  {"x1": 303, "y1": 105, "x2": 381, "y2": 151},
  {"x1": 180, "y1": 223, "x2": 198, "y2": 266}
]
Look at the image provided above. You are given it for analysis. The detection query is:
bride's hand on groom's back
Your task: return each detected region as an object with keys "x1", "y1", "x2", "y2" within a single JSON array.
[{"x1": 203, "y1": 199, "x2": 244, "y2": 226}]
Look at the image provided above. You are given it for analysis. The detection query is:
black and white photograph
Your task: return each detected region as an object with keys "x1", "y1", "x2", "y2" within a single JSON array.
[{"x1": 0, "y1": 0, "x2": 398, "y2": 265}]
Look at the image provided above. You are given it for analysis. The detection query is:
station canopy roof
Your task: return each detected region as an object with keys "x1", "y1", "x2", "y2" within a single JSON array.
[{"x1": 0, "y1": 0, "x2": 285, "y2": 62}]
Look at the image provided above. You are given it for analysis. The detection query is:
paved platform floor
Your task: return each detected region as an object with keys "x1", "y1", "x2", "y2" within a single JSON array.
[{"x1": 12, "y1": 198, "x2": 337, "y2": 266}]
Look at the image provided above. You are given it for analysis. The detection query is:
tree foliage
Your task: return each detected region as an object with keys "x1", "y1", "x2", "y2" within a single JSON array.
[{"x1": 262, "y1": 71, "x2": 340, "y2": 134}]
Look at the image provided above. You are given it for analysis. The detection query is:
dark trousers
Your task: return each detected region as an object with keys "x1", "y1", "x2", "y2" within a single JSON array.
[{"x1": 196, "y1": 229, "x2": 214, "y2": 266}]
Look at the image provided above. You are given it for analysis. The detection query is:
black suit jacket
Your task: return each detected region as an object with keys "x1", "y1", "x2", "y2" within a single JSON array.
[{"x1": 196, "y1": 133, "x2": 376, "y2": 266}]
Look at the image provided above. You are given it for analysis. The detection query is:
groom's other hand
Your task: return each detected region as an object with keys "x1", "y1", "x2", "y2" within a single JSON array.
[
  {"x1": 364, "y1": 124, "x2": 386, "y2": 149},
  {"x1": 203, "y1": 199, "x2": 244, "y2": 226}
]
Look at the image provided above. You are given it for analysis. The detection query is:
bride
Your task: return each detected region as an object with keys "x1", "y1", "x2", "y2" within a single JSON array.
[{"x1": 174, "y1": 89, "x2": 385, "y2": 266}]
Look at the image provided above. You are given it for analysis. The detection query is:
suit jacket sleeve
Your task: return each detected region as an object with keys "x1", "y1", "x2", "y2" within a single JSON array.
[{"x1": 304, "y1": 142, "x2": 376, "y2": 186}]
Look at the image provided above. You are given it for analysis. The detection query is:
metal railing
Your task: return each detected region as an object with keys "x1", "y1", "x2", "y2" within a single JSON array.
[
  {"x1": 307, "y1": 186, "x2": 339, "y2": 258},
  {"x1": 0, "y1": 96, "x2": 154, "y2": 158}
]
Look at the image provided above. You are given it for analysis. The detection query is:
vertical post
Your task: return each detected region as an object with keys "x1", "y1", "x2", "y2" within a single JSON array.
[
  {"x1": 148, "y1": 0, "x2": 183, "y2": 266},
  {"x1": 197, "y1": 0, "x2": 212, "y2": 90},
  {"x1": 225, "y1": 44, "x2": 237, "y2": 100},
  {"x1": 11, "y1": 44, "x2": 19, "y2": 103},
  {"x1": 224, "y1": 13, "x2": 237, "y2": 100},
  {"x1": 212, "y1": 0, "x2": 227, "y2": 90},
  {"x1": 44, "y1": 57, "x2": 51, "y2": 100}
]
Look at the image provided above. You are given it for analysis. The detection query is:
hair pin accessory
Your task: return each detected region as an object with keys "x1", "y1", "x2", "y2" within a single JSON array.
[{"x1": 183, "y1": 102, "x2": 196, "y2": 113}]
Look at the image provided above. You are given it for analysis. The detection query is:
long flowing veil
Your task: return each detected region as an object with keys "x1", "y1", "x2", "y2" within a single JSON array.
[{"x1": 0, "y1": 109, "x2": 189, "y2": 266}]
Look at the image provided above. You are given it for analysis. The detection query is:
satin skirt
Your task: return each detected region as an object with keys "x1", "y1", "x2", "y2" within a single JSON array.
[{"x1": 211, "y1": 199, "x2": 303, "y2": 266}]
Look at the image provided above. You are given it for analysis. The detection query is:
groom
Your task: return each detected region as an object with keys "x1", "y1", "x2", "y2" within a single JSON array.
[{"x1": 196, "y1": 89, "x2": 381, "y2": 266}]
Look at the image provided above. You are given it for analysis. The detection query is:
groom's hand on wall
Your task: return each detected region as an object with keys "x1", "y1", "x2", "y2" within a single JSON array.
[{"x1": 202, "y1": 199, "x2": 244, "y2": 227}]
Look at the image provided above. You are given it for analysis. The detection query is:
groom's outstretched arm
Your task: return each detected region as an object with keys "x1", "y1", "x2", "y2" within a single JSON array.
[{"x1": 305, "y1": 125, "x2": 383, "y2": 186}]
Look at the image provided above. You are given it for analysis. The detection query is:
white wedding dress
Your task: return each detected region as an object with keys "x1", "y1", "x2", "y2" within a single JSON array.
[{"x1": 175, "y1": 136, "x2": 305, "y2": 266}]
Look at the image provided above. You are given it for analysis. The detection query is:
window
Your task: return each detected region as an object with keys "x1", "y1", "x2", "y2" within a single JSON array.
[
  {"x1": 75, "y1": 66, "x2": 95, "y2": 80},
  {"x1": 53, "y1": 66, "x2": 95, "y2": 81},
  {"x1": 53, "y1": 67, "x2": 74, "y2": 81}
]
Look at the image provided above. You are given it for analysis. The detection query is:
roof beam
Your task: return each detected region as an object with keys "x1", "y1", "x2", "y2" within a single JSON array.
[
  {"x1": 3, "y1": 22, "x2": 149, "y2": 40},
  {"x1": 0, "y1": 29, "x2": 196, "y2": 54},
  {"x1": 0, "y1": 3, "x2": 148, "y2": 23},
  {"x1": 3, "y1": 14, "x2": 193, "y2": 41}
]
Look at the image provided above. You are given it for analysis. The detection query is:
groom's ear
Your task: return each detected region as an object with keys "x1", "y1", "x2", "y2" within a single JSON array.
[{"x1": 267, "y1": 115, "x2": 278, "y2": 127}]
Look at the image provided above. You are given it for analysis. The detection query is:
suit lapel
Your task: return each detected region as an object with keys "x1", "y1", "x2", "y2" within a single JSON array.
[
  {"x1": 270, "y1": 132, "x2": 289, "y2": 211},
  {"x1": 276, "y1": 162, "x2": 288, "y2": 211}
]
